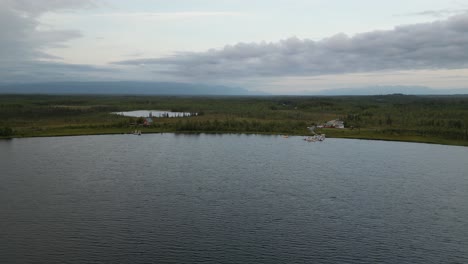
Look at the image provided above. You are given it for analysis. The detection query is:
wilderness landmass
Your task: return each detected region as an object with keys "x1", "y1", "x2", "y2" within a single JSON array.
[{"x1": 1, "y1": 94, "x2": 467, "y2": 147}]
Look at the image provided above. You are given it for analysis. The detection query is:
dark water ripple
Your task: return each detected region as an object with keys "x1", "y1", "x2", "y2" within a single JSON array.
[{"x1": 1, "y1": 134, "x2": 468, "y2": 263}]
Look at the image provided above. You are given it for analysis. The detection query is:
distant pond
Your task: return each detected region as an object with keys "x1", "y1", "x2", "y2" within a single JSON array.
[{"x1": 113, "y1": 110, "x2": 197, "y2": 118}]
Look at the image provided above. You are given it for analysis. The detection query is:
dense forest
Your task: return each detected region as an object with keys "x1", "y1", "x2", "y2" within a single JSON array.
[{"x1": 1, "y1": 94, "x2": 467, "y2": 146}]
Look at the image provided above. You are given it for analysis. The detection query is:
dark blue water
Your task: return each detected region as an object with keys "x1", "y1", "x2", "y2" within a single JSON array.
[{"x1": 1, "y1": 134, "x2": 467, "y2": 263}]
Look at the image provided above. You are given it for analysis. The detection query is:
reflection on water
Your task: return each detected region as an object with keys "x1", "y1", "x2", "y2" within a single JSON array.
[{"x1": 114, "y1": 110, "x2": 196, "y2": 118}]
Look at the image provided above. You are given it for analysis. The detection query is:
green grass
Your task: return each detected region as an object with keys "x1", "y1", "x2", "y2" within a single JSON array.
[{"x1": 319, "y1": 128, "x2": 468, "y2": 146}]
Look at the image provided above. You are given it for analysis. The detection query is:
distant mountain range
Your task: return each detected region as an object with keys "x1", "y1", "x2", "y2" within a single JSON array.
[
  {"x1": 311, "y1": 86, "x2": 468, "y2": 96},
  {"x1": 0, "y1": 81, "x2": 264, "y2": 96},
  {"x1": 1, "y1": 83, "x2": 467, "y2": 96}
]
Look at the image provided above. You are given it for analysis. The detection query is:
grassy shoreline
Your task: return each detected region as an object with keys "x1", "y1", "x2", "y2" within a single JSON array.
[{"x1": 2, "y1": 127, "x2": 467, "y2": 147}]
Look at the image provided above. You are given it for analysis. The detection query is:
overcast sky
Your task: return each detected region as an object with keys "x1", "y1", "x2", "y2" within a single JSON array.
[{"x1": 1, "y1": 0, "x2": 468, "y2": 93}]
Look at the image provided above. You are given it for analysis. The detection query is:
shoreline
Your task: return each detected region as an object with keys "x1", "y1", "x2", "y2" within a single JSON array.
[{"x1": 2, "y1": 129, "x2": 467, "y2": 147}]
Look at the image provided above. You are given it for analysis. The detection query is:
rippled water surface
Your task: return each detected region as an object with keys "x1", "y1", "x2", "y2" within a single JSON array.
[
  {"x1": 114, "y1": 110, "x2": 195, "y2": 117},
  {"x1": 1, "y1": 134, "x2": 467, "y2": 263}
]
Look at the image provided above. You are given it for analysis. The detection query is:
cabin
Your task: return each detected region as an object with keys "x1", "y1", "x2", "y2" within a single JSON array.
[
  {"x1": 324, "y1": 120, "x2": 345, "y2": 129},
  {"x1": 143, "y1": 117, "x2": 153, "y2": 126}
]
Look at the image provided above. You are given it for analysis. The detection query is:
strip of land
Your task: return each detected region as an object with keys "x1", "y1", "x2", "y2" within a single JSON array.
[{"x1": 1, "y1": 94, "x2": 467, "y2": 146}]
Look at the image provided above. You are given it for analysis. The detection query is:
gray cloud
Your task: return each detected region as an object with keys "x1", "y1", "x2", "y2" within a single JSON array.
[
  {"x1": 2, "y1": 0, "x2": 97, "y2": 16},
  {"x1": 115, "y1": 13, "x2": 468, "y2": 80},
  {"x1": 403, "y1": 9, "x2": 467, "y2": 18},
  {"x1": 0, "y1": 0, "x2": 97, "y2": 61},
  {"x1": 0, "y1": 0, "x2": 106, "y2": 82}
]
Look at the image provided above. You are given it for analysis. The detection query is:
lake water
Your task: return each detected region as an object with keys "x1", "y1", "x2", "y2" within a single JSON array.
[
  {"x1": 1, "y1": 134, "x2": 467, "y2": 263},
  {"x1": 114, "y1": 110, "x2": 196, "y2": 118}
]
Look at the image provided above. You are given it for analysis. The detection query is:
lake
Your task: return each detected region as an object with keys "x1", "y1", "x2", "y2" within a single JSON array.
[
  {"x1": 114, "y1": 110, "x2": 196, "y2": 118},
  {"x1": 1, "y1": 134, "x2": 467, "y2": 263}
]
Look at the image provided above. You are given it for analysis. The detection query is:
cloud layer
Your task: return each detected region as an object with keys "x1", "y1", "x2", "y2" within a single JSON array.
[
  {"x1": 116, "y1": 13, "x2": 468, "y2": 80},
  {"x1": 0, "y1": 0, "x2": 98, "y2": 61},
  {"x1": 92, "y1": 11, "x2": 247, "y2": 20},
  {"x1": 0, "y1": 0, "x2": 103, "y2": 81},
  {"x1": 0, "y1": 61, "x2": 117, "y2": 83},
  {"x1": 404, "y1": 9, "x2": 468, "y2": 18}
]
